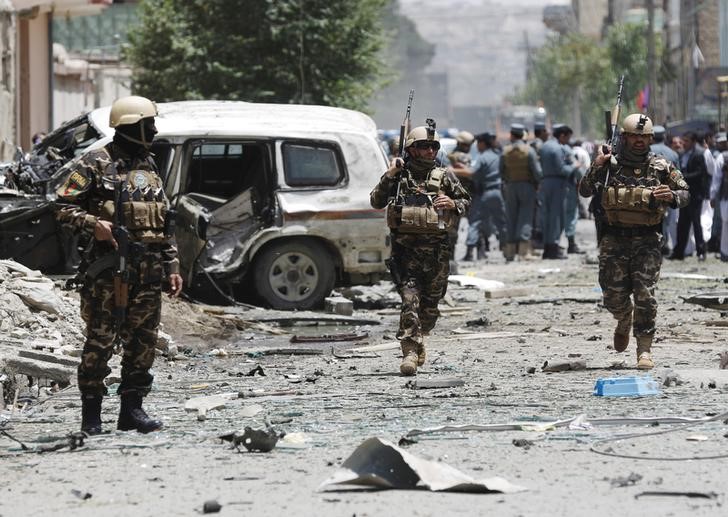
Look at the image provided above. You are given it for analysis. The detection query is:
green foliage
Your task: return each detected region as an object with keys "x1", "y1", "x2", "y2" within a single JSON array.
[
  {"x1": 124, "y1": 0, "x2": 389, "y2": 111},
  {"x1": 516, "y1": 23, "x2": 662, "y2": 137}
]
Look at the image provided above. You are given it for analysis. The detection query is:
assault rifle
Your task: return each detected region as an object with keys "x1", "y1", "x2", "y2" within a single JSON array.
[
  {"x1": 397, "y1": 89, "x2": 415, "y2": 162},
  {"x1": 111, "y1": 164, "x2": 129, "y2": 332},
  {"x1": 602, "y1": 75, "x2": 625, "y2": 160}
]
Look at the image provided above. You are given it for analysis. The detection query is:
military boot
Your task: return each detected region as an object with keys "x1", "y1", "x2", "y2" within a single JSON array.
[
  {"x1": 461, "y1": 246, "x2": 476, "y2": 262},
  {"x1": 81, "y1": 394, "x2": 103, "y2": 435},
  {"x1": 613, "y1": 313, "x2": 632, "y2": 352},
  {"x1": 567, "y1": 236, "x2": 584, "y2": 254},
  {"x1": 518, "y1": 241, "x2": 538, "y2": 261},
  {"x1": 400, "y1": 341, "x2": 418, "y2": 376},
  {"x1": 636, "y1": 336, "x2": 654, "y2": 370},
  {"x1": 416, "y1": 340, "x2": 426, "y2": 367},
  {"x1": 503, "y1": 242, "x2": 516, "y2": 262},
  {"x1": 117, "y1": 392, "x2": 163, "y2": 434}
]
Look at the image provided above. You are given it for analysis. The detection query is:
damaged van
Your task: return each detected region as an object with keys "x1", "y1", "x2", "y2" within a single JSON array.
[{"x1": 25, "y1": 101, "x2": 390, "y2": 309}]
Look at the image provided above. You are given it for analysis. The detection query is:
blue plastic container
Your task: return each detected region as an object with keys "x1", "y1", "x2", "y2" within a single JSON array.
[{"x1": 593, "y1": 375, "x2": 661, "y2": 397}]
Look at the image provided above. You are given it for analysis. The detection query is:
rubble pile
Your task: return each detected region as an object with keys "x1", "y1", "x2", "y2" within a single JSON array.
[{"x1": 0, "y1": 259, "x2": 85, "y2": 395}]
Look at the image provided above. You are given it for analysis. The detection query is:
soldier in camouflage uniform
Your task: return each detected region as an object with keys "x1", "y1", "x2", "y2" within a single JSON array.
[
  {"x1": 579, "y1": 114, "x2": 689, "y2": 369},
  {"x1": 55, "y1": 96, "x2": 183, "y2": 434},
  {"x1": 370, "y1": 124, "x2": 470, "y2": 375}
]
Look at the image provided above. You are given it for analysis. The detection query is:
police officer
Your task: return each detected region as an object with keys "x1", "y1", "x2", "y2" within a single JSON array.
[
  {"x1": 448, "y1": 130, "x2": 476, "y2": 257},
  {"x1": 651, "y1": 125, "x2": 680, "y2": 255},
  {"x1": 500, "y1": 123, "x2": 542, "y2": 260},
  {"x1": 463, "y1": 132, "x2": 507, "y2": 261},
  {"x1": 56, "y1": 96, "x2": 183, "y2": 434},
  {"x1": 370, "y1": 124, "x2": 470, "y2": 376},
  {"x1": 579, "y1": 114, "x2": 689, "y2": 369},
  {"x1": 540, "y1": 124, "x2": 577, "y2": 259}
]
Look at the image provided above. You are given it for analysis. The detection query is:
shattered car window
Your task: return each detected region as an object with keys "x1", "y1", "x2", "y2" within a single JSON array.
[
  {"x1": 282, "y1": 143, "x2": 343, "y2": 187},
  {"x1": 187, "y1": 142, "x2": 267, "y2": 200}
]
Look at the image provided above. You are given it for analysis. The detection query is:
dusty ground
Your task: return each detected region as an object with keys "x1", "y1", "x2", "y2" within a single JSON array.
[{"x1": 2, "y1": 219, "x2": 728, "y2": 517}]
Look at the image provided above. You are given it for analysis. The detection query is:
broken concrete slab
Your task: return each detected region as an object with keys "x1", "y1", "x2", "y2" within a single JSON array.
[
  {"x1": 319, "y1": 437, "x2": 526, "y2": 493},
  {"x1": 324, "y1": 296, "x2": 354, "y2": 316},
  {"x1": 17, "y1": 350, "x2": 79, "y2": 368},
  {"x1": 449, "y1": 275, "x2": 505, "y2": 290},
  {"x1": 2, "y1": 357, "x2": 74, "y2": 385}
]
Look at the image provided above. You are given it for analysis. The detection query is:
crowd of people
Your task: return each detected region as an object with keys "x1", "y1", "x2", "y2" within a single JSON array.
[{"x1": 383, "y1": 121, "x2": 728, "y2": 263}]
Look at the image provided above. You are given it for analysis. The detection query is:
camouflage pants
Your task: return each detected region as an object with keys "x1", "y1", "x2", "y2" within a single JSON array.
[
  {"x1": 598, "y1": 233, "x2": 661, "y2": 337},
  {"x1": 79, "y1": 278, "x2": 162, "y2": 396},
  {"x1": 393, "y1": 240, "x2": 450, "y2": 346}
]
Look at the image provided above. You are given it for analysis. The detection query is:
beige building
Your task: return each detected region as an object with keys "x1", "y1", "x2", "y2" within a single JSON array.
[{"x1": 1, "y1": 0, "x2": 110, "y2": 160}]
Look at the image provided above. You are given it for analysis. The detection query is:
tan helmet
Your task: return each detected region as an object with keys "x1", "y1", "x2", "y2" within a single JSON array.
[
  {"x1": 405, "y1": 126, "x2": 441, "y2": 149},
  {"x1": 109, "y1": 96, "x2": 158, "y2": 128},
  {"x1": 455, "y1": 130, "x2": 474, "y2": 146},
  {"x1": 621, "y1": 113, "x2": 654, "y2": 135}
]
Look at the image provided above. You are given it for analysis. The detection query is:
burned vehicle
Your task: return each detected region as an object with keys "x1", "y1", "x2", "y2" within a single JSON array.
[
  {"x1": 0, "y1": 113, "x2": 111, "y2": 271},
  {"x1": 2, "y1": 101, "x2": 391, "y2": 309}
]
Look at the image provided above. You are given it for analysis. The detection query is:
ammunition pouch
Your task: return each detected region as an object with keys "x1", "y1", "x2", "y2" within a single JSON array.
[
  {"x1": 386, "y1": 202, "x2": 453, "y2": 234},
  {"x1": 601, "y1": 186, "x2": 664, "y2": 226},
  {"x1": 121, "y1": 201, "x2": 168, "y2": 243}
]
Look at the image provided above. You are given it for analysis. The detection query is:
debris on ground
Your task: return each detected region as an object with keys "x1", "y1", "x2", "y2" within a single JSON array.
[
  {"x1": 221, "y1": 426, "x2": 281, "y2": 452},
  {"x1": 609, "y1": 472, "x2": 642, "y2": 487},
  {"x1": 542, "y1": 360, "x2": 587, "y2": 372},
  {"x1": 319, "y1": 437, "x2": 525, "y2": 493}
]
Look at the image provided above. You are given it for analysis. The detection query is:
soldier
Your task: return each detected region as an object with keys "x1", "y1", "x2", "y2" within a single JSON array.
[
  {"x1": 499, "y1": 123, "x2": 542, "y2": 260},
  {"x1": 56, "y1": 96, "x2": 183, "y2": 434},
  {"x1": 540, "y1": 124, "x2": 577, "y2": 259},
  {"x1": 579, "y1": 114, "x2": 689, "y2": 369},
  {"x1": 370, "y1": 124, "x2": 470, "y2": 376},
  {"x1": 462, "y1": 132, "x2": 507, "y2": 261}
]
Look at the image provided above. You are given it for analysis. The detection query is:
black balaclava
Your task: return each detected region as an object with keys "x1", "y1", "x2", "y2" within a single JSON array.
[{"x1": 114, "y1": 117, "x2": 157, "y2": 155}]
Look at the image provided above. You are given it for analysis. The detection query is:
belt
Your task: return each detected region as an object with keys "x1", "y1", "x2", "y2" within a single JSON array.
[{"x1": 603, "y1": 224, "x2": 661, "y2": 237}]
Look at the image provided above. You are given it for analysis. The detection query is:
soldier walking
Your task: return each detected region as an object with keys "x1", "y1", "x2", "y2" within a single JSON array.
[
  {"x1": 499, "y1": 123, "x2": 542, "y2": 260},
  {"x1": 370, "y1": 124, "x2": 470, "y2": 375},
  {"x1": 579, "y1": 114, "x2": 689, "y2": 369},
  {"x1": 56, "y1": 96, "x2": 183, "y2": 434}
]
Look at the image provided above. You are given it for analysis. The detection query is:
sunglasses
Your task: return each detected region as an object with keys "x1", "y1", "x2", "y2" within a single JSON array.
[{"x1": 414, "y1": 141, "x2": 440, "y2": 151}]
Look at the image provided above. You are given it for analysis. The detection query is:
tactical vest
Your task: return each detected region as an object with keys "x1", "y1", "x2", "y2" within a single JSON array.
[
  {"x1": 502, "y1": 144, "x2": 531, "y2": 182},
  {"x1": 386, "y1": 167, "x2": 455, "y2": 234},
  {"x1": 601, "y1": 157, "x2": 666, "y2": 227},
  {"x1": 100, "y1": 166, "x2": 169, "y2": 244}
]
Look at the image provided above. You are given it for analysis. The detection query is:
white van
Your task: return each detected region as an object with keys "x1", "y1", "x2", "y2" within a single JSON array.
[{"x1": 7, "y1": 101, "x2": 392, "y2": 310}]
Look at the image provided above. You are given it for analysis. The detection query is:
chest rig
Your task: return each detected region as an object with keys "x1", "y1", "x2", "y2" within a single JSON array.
[
  {"x1": 386, "y1": 167, "x2": 454, "y2": 234},
  {"x1": 600, "y1": 156, "x2": 666, "y2": 227},
  {"x1": 99, "y1": 159, "x2": 170, "y2": 243}
]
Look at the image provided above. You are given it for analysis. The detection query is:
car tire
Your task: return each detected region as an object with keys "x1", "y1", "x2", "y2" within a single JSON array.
[{"x1": 253, "y1": 240, "x2": 335, "y2": 310}]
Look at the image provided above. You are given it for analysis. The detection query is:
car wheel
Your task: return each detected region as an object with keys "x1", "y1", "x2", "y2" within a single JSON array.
[{"x1": 253, "y1": 240, "x2": 335, "y2": 310}]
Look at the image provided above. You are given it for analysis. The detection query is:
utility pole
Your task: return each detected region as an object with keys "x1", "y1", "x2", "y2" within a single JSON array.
[{"x1": 646, "y1": 0, "x2": 657, "y2": 117}]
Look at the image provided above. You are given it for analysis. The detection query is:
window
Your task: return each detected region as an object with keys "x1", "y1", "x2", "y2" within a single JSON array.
[
  {"x1": 186, "y1": 142, "x2": 266, "y2": 200},
  {"x1": 282, "y1": 143, "x2": 344, "y2": 187}
]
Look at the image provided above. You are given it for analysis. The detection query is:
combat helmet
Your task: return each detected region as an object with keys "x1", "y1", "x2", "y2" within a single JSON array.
[
  {"x1": 405, "y1": 125, "x2": 441, "y2": 149},
  {"x1": 621, "y1": 114, "x2": 654, "y2": 136},
  {"x1": 455, "y1": 130, "x2": 474, "y2": 146},
  {"x1": 109, "y1": 96, "x2": 158, "y2": 127}
]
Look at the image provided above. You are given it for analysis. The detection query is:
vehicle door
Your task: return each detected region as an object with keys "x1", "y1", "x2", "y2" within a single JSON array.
[{"x1": 170, "y1": 140, "x2": 273, "y2": 283}]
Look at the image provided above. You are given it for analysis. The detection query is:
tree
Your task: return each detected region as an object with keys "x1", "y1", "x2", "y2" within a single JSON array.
[
  {"x1": 516, "y1": 23, "x2": 660, "y2": 137},
  {"x1": 125, "y1": 0, "x2": 388, "y2": 111}
]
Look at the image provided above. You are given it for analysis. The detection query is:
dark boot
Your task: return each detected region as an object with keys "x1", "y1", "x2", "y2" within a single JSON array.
[
  {"x1": 461, "y1": 246, "x2": 476, "y2": 262},
  {"x1": 117, "y1": 392, "x2": 163, "y2": 434},
  {"x1": 543, "y1": 243, "x2": 566, "y2": 260},
  {"x1": 567, "y1": 236, "x2": 583, "y2": 254},
  {"x1": 81, "y1": 394, "x2": 103, "y2": 435}
]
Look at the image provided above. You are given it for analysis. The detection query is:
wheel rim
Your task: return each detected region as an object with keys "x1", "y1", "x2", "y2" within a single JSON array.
[{"x1": 267, "y1": 251, "x2": 319, "y2": 302}]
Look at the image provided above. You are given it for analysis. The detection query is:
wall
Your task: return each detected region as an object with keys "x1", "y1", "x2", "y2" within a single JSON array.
[{"x1": 0, "y1": 1, "x2": 15, "y2": 162}]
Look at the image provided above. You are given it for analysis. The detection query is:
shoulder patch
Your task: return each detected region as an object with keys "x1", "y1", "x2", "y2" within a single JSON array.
[{"x1": 58, "y1": 171, "x2": 90, "y2": 198}]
